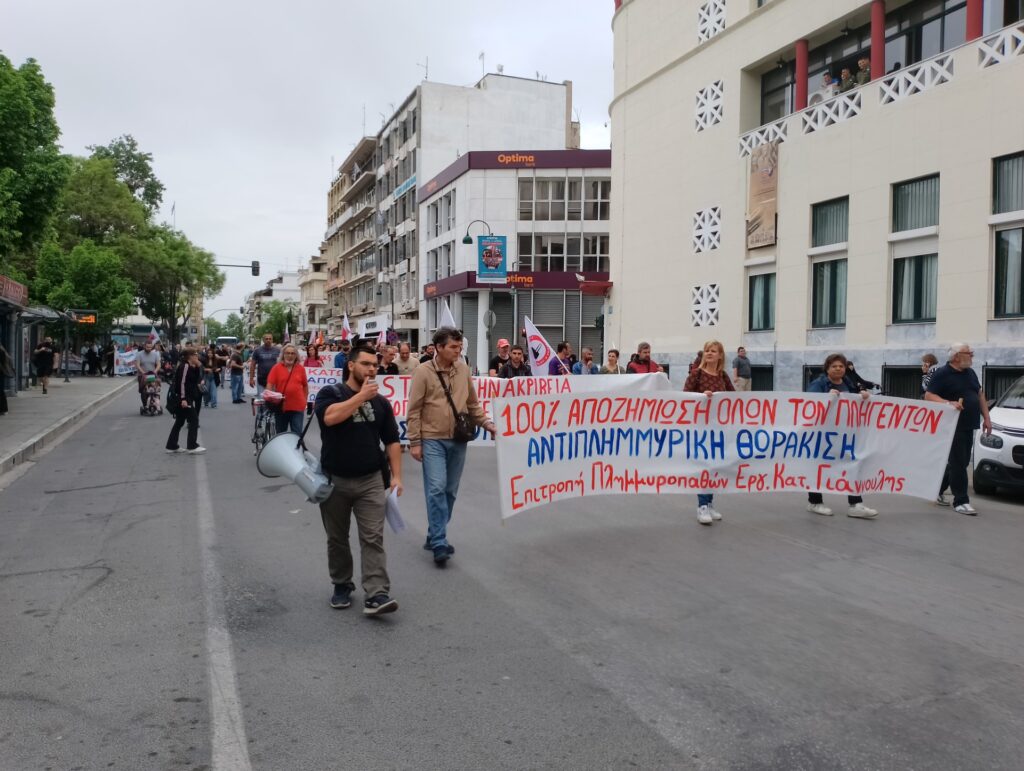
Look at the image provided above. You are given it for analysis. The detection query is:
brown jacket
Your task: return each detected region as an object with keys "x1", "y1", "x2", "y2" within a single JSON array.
[{"x1": 406, "y1": 358, "x2": 488, "y2": 444}]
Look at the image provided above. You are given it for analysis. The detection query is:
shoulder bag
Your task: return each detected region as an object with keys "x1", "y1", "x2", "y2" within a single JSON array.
[
  {"x1": 268, "y1": 365, "x2": 295, "y2": 413},
  {"x1": 433, "y1": 364, "x2": 476, "y2": 443}
]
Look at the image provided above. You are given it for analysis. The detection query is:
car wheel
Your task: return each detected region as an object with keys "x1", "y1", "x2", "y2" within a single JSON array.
[{"x1": 972, "y1": 472, "x2": 997, "y2": 496}]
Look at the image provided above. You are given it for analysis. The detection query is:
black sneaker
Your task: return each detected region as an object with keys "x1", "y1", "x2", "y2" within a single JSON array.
[
  {"x1": 433, "y1": 546, "x2": 450, "y2": 566},
  {"x1": 423, "y1": 538, "x2": 454, "y2": 555},
  {"x1": 330, "y1": 584, "x2": 352, "y2": 609},
  {"x1": 363, "y1": 594, "x2": 398, "y2": 615}
]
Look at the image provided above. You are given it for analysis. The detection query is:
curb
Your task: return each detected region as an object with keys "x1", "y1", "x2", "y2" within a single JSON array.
[{"x1": 0, "y1": 380, "x2": 136, "y2": 476}]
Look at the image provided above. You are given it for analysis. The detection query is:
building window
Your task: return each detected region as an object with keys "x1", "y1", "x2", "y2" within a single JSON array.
[
  {"x1": 584, "y1": 180, "x2": 610, "y2": 220},
  {"x1": 760, "y1": 63, "x2": 795, "y2": 125},
  {"x1": 893, "y1": 175, "x2": 939, "y2": 232},
  {"x1": 534, "y1": 179, "x2": 566, "y2": 221},
  {"x1": 995, "y1": 227, "x2": 1024, "y2": 317},
  {"x1": 812, "y1": 197, "x2": 849, "y2": 246},
  {"x1": 518, "y1": 180, "x2": 533, "y2": 220},
  {"x1": 582, "y1": 235, "x2": 610, "y2": 273},
  {"x1": 748, "y1": 273, "x2": 775, "y2": 331},
  {"x1": 518, "y1": 234, "x2": 533, "y2": 271},
  {"x1": 994, "y1": 152, "x2": 1024, "y2": 214},
  {"x1": 568, "y1": 178, "x2": 582, "y2": 220},
  {"x1": 892, "y1": 253, "x2": 937, "y2": 322},
  {"x1": 812, "y1": 259, "x2": 848, "y2": 327}
]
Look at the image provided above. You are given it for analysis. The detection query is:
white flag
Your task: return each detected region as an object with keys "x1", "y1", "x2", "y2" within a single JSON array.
[
  {"x1": 341, "y1": 313, "x2": 352, "y2": 341},
  {"x1": 523, "y1": 317, "x2": 562, "y2": 375},
  {"x1": 438, "y1": 300, "x2": 457, "y2": 330},
  {"x1": 147, "y1": 326, "x2": 160, "y2": 344}
]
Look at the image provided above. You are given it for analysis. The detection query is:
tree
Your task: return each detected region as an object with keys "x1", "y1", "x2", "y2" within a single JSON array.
[
  {"x1": 33, "y1": 239, "x2": 135, "y2": 331},
  {"x1": 53, "y1": 157, "x2": 149, "y2": 249},
  {"x1": 88, "y1": 134, "x2": 165, "y2": 213},
  {"x1": 253, "y1": 300, "x2": 297, "y2": 341},
  {"x1": 127, "y1": 225, "x2": 224, "y2": 342},
  {"x1": 223, "y1": 313, "x2": 245, "y2": 340},
  {"x1": 204, "y1": 317, "x2": 225, "y2": 340},
  {"x1": 0, "y1": 55, "x2": 71, "y2": 275}
]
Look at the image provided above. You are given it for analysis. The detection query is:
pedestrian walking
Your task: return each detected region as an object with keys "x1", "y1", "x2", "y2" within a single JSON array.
[
  {"x1": 684, "y1": 340, "x2": 734, "y2": 525},
  {"x1": 925, "y1": 343, "x2": 992, "y2": 515},
  {"x1": 135, "y1": 341, "x2": 161, "y2": 409},
  {"x1": 731, "y1": 346, "x2": 752, "y2": 391},
  {"x1": 314, "y1": 342, "x2": 402, "y2": 615},
  {"x1": 165, "y1": 348, "x2": 205, "y2": 454},
  {"x1": 32, "y1": 338, "x2": 55, "y2": 394},
  {"x1": 266, "y1": 343, "x2": 308, "y2": 435},
  {"x1": 200, "y1": 343, "x2": 220, "y2": 408},
  {"x1": 407, "y1": 327, "x2": 496, "y2": 565},
  {"x1": 805, "y1": 353, "x2": 879, "y2": 519},
  {"x1": 249, "y1": 333, "x2": 281, "y2": 391},
  {"x1": 395, "y1": 342, "x2": 419, "y2": 375},
  {"x1": 0, "y1": 341, "x2": 13, "y2": 415},
  {"x1": 229, "y1": 344, "x2": 246, "y2": 403}
]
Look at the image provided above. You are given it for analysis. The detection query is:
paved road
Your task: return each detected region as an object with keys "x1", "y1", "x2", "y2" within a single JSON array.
[{"x1": 2, "y1": 389, "x2": 1023, "y2": 770}]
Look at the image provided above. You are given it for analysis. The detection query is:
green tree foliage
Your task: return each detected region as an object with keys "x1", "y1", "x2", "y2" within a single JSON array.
[
  {"x1": 204, "y1": 317, "x2": 225, "y2": 341},
  {"x1": 253, "y1": 300, "x2": 297, "y2": 341},
  {"x1": 223, "y1": 312, "x2": 245, "y2": 340},
  {"x1": 0, "y1": 55, "x2": 71, "y2": 274},
  {"x1": 88, "y1": 134, "x2": 164, "y2": 213},
  {"x1": 33, "y1": 240, "x2": 135, "y2": 330},
  {"x1": 54, "y1": 157, "x2": 149, "y2": 248},
  {"x1": 127, "y1": 225, "x2": 224, "y2": 342}
]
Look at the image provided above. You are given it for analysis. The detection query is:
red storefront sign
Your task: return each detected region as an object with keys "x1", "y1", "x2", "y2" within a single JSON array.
[
  {"x1": 423, "y1": 270, "x2": 611, "y2": 299},
  {"x1": 0, "y1": 274, "x2": 28, "y2": 307}
]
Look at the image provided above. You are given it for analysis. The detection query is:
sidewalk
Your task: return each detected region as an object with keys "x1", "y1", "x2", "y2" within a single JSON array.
[{"x1": 0, "y1": 376, "x2": 136, "y2": 475}]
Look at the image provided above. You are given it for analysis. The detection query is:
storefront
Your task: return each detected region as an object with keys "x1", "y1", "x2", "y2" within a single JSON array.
[{"x1": 0, "y1": 274, "x2": 29, "y2": 395}]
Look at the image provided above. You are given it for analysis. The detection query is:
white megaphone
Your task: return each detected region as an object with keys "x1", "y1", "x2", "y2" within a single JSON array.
[{"x1": 257, "y1": 433, "x2": 334, "y2": 503}]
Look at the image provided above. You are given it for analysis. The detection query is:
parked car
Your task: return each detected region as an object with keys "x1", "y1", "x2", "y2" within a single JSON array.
[{"x1": 973, "y1": 375, "x2": 1024, "y2": 495}]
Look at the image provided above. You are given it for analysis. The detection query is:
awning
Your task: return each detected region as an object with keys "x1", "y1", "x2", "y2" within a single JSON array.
[{"x1": 19, "y1": 306, "x2": 63, "y2": 322}]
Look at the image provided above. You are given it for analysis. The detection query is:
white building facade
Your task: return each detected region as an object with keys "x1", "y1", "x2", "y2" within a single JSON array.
[
  {"x1": 244, "y1": 271, "x2": 300, "y2": 337},
  {"x1": 297, "y1": 256, "x2": 328, "y2": 341},
  {"x1": 610, "y1": 0, "x2": 1024, "y2": 397},
  {"x1": 418, "y1": 150, "x2": 612, "y2": 373}
]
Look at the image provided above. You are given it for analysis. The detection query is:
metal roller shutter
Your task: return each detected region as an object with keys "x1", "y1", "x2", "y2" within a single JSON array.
[
  {"x1": 581, "y1": 294, "x2": 605, "y2": 358},
  {"x1": 461, "y1": 294, "x2": 478, "y2": 367},
  {"x1": 492, "y1": 293, "x2": 515, "y2": 348},
  {"x1": 531, "y1": 291, "x2": 564, "y2": 343},
  {"x1": 564, "y1": 291, "x2": 581, "y2": 353},
  {"x1": 516, "y1": 291, "x2": 533, "y2": 343}
]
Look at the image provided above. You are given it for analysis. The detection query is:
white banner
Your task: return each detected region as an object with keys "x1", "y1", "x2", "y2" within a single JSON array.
[
  {"x1": 304, "y1": 371, "x2": 675, "y2": 444},
  {"x1": 493, "y1": 390, "x2": 960, "y2": 518},
  {"x1": 114, "y1": 348, "x2": 137, "y2": 376}
]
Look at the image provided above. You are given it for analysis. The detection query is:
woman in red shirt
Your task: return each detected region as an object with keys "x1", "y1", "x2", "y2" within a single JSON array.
[
  {"x1": 267, "y1": 344, "x2": 309, "y2": 434},
  {"x1": 683, "y1": 339, "x2": 734, "y2": 526},
  {"x1": 305, "y1": 344, "x2": 323, "y2": 368}
]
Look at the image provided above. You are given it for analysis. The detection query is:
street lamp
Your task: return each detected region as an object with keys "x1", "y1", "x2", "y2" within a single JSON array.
[{"x1": 462, "y1": 219, "x2": 493, "y2": 244}]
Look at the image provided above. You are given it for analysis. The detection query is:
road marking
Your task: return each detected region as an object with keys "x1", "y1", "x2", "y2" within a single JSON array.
[{"x1": 196, "y1": 455, "x2": 252, "y2": 771}]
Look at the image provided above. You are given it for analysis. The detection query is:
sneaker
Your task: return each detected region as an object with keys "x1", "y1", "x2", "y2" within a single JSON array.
[
  {"x1": 807, "y1": 503, "x2": 833, "y2": 516},
  {"x1": 330, "y1": 584, "x2": 352, "y2": 609},
  {"x1": 697, "y1": 505, "x2": 713, "y2": 525},
  {"x1": 363, "y1": 594, "x2": 398, "y2": 615},
  {"x1": 165, "y1": 447, "x2": 183, "y2": 454},
  {"x1": 954, "y1": 503, "x2": 978, "y2": 516},
  {"x1": 433, "y1": 546, "x2": 450, "y2": 566},
  {"x1": 848, "y1": 503, "x2": 879, "y2": 519},
  {"x1": 186, "y1": 446, "x2": 207, "y2": 454},
  {"x1": 423, "y1": 538, "x2": 454, "y2": 555},
  {"x1": 935, "y1": 494, "x2": 951, "y2": 506},
  {"x1": 709, "y1": 507, "x2": 723, "y2": 522}
]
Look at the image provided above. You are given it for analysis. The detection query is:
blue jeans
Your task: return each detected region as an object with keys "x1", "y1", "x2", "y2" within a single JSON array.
[
  {"x1": 275, "y1": 410, "x2": 304, "y2": 435},
  {"x1": 231, "y1": 372, "x2": 243, "y2": 402},
  {"x1": 204, "y1": 373, "x2": 218, "y2": 407},
  {"x1": 421, "y1": 439, "x2": 468, "y2": 549},
  {"x1": 698, "y1": 494, "x2": 714, "y2": 508}
]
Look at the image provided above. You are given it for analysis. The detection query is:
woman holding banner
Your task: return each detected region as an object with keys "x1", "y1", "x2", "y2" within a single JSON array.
[
  {"x1": 684, "y1": 340, "x2": 734, "y2": 526},
  {"x1": 805, "y1": 353, "x2": 878, "y2": 519}
]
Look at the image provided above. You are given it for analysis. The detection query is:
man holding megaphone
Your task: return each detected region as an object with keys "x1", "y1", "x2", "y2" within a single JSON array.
[{"x1": 314, "y1": 342, "x2": 403, "y2": 616}]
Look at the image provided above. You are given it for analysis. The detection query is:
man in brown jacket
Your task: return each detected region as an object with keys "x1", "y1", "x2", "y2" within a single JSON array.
[{"x1": 407, "y1": 327, "x2": 496, "y2": 566}]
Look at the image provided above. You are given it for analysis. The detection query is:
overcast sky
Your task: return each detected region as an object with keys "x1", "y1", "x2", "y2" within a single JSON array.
[{"x1": 3, "y1": 0, "x2": 614, "y2": 317}]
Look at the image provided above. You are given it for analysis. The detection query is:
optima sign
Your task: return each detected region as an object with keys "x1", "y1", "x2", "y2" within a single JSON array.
[{"x1": 496, "y1": 153, "x2": 536, "y2": 166}]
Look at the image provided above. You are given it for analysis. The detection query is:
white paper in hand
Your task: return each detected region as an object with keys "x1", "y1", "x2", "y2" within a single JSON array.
[{"x1": 385, "y1": 487, "x2": 405, "y2": 534}]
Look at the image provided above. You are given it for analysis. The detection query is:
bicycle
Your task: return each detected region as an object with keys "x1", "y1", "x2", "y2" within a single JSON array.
[{"x1": 251, "y1": 398, "x2": 277, "y2": 454}]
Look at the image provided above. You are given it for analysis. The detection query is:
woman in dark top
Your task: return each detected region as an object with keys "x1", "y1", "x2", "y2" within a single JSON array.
[
  {"x1": 683, "y1": 340, "x2": 734, "y2": 526},
  {"x1": 805, "y1": 352, "x2": 877, "y2": 518},
  {"x1": 165, "y1": 348, "x2": 205, "y2": 454}
]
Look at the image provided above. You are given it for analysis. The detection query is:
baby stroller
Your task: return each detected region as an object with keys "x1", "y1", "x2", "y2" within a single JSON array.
[{"x1": 140, "y1": 373, "x2": 163, "y2": 416}]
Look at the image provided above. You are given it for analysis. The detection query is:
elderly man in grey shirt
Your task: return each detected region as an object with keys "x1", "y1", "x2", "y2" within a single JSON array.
[
  {"x1": 731, "y1": 346, "x2": 752, "y2": 391},
  {"x1": 136, "y1": 341, "x2": 162, "y2": 407}
]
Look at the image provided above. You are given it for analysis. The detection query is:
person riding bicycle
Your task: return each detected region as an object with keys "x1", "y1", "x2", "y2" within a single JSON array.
[
  {"x1": 249, "y1": 333, "x2": 281, "y2": 393},
  {"x1": 136, "y1": 340, "x2": 162, "y2": 409}
]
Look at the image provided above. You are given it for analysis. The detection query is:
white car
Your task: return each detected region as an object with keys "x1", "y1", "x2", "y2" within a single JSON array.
[{"x1": 973, "y1": 375, "x2": 1024, "y2": 495}]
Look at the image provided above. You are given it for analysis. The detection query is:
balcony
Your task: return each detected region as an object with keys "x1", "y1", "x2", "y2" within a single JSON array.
[
  {"x1": 737, "y1": 23, "x2": 1024, "y2": 157},
  {"x1": 338, "y1": 168, "x2": 375, "y2": 206},
  {"x1": 338, "y1": 234, "x2": 374, "y2": 262}
]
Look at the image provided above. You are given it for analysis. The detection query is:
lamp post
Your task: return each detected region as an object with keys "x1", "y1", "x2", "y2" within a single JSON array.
[
  {"x1": 461, "y1": 219, "x2": 493, "y2": 244},
  {"x1": 462, "y1": 220, "x2": 496, "y2": 371}
]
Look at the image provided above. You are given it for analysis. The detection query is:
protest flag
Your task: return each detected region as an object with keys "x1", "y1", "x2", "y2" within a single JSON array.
[
  {"x1": 439, "y1": 300, "x2": 457, "y2": 330},
  {"x1": 523, "y1": 317, "x2": 561, "y2": 375}
]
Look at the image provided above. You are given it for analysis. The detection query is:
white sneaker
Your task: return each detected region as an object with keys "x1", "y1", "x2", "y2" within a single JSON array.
[
  {"x1": 954, "y1": 503, "x2": 977, "y2": 516},
  {"x1": 807, "y1": 503, "x2": 833, "y2": 516},
  {"x1": 187, "y1": 446, "x2": 207, "y2": 454},
  {"x1": 848, "y1": 503, "x2": 879, "y2": 519},
  {"x1": 709, "y1": 507, "x2": 722, "y2": 521},
  {"x1": 165, "y1": 448, "x2": 183, "y2": 454},
  {"x1": 935, "y1": 494, "x2": 950, "y2": 506},
  {"x1": 697, "y1": 505, "x2": 713, "y2": 525}
]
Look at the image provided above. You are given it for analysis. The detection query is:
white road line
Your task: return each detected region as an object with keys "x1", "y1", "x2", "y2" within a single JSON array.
[{"x1": 196, "y1": 455, "x2": 252, "y2": 771}]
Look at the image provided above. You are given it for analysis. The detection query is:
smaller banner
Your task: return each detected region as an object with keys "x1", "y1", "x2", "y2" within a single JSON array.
[
  {"x1": 494, "y1": 391, "x2": 959, "y2": 519},
  {"x1": 477, "y1": 235, "x2": 508, "y2": 284},
  {"x1": 114, "y1": 348, "x2": 137, "y2": 376},
  {"x1": 746, "y1": 141, "x2": 778, "y2": 249}
]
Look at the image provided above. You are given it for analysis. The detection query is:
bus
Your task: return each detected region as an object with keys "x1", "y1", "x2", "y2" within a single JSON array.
[{"x1": 215, "y1": 336, "x2": 239, "y2": 348}]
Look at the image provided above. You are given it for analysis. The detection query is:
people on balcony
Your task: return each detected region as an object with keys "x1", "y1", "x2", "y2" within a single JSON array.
[
  {"x1": 855, "y1": 57, "x2": 871, "y2": 85},
  {"x1": 838, "y1": 67, "x2": 857, "y2": 93}
]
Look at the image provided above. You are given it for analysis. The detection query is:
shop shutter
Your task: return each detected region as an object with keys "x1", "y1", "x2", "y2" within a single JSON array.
[
  {"x1": 564, "y1": 291, "x2": 582, "y2": 353},
  {"x1": 531, "y1": 291, "x2": 564, "y2": 343},
  {"x1": 492, "y1": 293, "x2": 515, "y2": 347},
  {"x1": 461, "y1": 294, "x2": 478, "y2": 368}
]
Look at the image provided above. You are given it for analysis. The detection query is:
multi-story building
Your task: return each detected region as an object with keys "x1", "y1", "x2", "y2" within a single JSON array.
[
  {"x1": 297, "y1": 255, "x2": 328, "y2": 342},
  {"x1": 244, "y1": 271, "x2": 300, "y2": 337},
  {"x1": 610, "y1": 0, "x2": 1024, "y2": 397},
  {"x1": 323, "y1": 137, "x2": 377, "y2": 340},
  {"x1": 419, "y1": 150, "x2": 612, "y2": 373},
  {"x1": 373, "y1": 74, "x2": 580, "y2": 348}
]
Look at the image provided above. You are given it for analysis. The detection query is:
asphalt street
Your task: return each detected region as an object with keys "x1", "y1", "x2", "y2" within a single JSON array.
[{"x1": 1, "y1": 388, "x2": 1023, "y2": 770}]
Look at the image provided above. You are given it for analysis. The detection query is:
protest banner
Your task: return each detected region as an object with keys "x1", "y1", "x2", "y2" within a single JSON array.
[
  {"x1": 304, "y1": 370, "x2": 675, "y2": 444},
  {"x1": 114, "y1": 348, "x2": 137, "y2": 376},
  {"x1": 493, "y1": 390, "x2": 960, "y2": 518}
]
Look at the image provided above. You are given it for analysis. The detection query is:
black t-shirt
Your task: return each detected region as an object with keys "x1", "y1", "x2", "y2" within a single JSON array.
[
  {"x1": 498, "y1": 362, "x2": 531, "y2": 378},
  {"x1": 314, "y1": 383, "x2": 400, "y2": 478},
  {"x1": 926, "y1": 364, "x2": 982, "y2": 430},
  {"x1": 380, "y1": 362, "x2": 399, "y2": 376},
  {"x1": 489, "y1": 354, "x2": 509, "y2": 374}
]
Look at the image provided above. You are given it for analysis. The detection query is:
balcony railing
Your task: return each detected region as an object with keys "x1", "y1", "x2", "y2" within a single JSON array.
[{"x1": 738, "y1": 24, "x2": 1021, "y2": 157}]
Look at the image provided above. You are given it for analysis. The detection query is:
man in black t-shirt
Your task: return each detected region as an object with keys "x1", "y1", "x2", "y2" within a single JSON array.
[
  {"x1": 314, "y1": 344, "x2": 402, "y2": 615},
  {"x1": 488, "y1": 338, "x2": 511, "y2": 376},
  {"x1": 925, "y1": 343, "x2": 992, "y2": 515}
]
